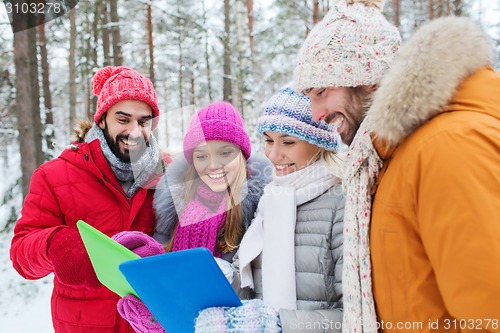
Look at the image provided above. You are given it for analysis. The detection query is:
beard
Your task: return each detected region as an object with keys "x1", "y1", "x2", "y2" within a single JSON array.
[
  {"x1": 324, "y1": 87, "x2": 372, "y2": 146},
  {"x1": 102, "y1": 122, "x2": 149, "y2": 163},
  {"x1": 324, "y1": 110, "x2": 362, "y2": 146}
]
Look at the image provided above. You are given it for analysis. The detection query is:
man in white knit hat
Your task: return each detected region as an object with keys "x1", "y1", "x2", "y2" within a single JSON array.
[
  {"x1": 295, "y1": 2, "x2": 401, "y2": 330},
  {"x1": 295, "y1": 1, "x2": 500, "y2": 333},
  {"x1": 294, "y1": 0, "x2": 401, "y2": 145}
]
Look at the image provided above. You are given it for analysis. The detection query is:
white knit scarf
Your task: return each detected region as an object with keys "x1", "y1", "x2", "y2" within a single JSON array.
[
  {"x1": 239, "y1": 159, "x2": 339, "y2": 311},
  {"x1": 342, "y1": 121, "x2": 383, "y2": 332}
]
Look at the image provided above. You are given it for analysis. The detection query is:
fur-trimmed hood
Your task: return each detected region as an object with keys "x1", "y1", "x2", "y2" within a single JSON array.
[
  {"x1": 73, "y1": 119, "x2": 94, "y2": 143},
  {"x1": 366, "y1": 17, "x2": 495, "y2": 147},
  {"x1": 153, "y1": 153, "x2": 273, "y2": 244}
]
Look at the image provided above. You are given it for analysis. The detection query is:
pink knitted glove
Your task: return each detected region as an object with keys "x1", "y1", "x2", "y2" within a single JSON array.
[
  {"x1": 112, "y1": 231, "x2": 165, "y2": 257},
  {"x1": 118, "y1": 294, "x2": 166, "y2": 333},
  {"x1": 47, "y1": 227, "x2": 102, "y2": 289}
]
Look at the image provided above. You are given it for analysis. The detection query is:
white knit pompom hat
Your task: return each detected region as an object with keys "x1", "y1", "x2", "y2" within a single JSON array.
[{"x1": 294, "y1": 0, "x2": 401, "y2": 93}]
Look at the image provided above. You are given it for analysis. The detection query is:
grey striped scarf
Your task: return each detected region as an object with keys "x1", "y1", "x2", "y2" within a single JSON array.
[{"x1": 85, "y1": 124, "x2": 161, "y2": 197}]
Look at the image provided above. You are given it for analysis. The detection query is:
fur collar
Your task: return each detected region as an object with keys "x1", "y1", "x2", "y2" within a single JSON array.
[
  {"x1": 153, "y1": 153, "x2": 272, "y2": 243},
  {"x1": 366, "y1": 17, "x2": 494, "y2": 147},
  {"x1": 73, "y1": 119, "x2": 94, "y2": 143}
]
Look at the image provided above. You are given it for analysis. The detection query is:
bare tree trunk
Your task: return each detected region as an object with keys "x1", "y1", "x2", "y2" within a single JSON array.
[
  {"x1": 234, "y1": 0, "x2": 251, "y2": 119},
  {"x1": 37, "y1": 24, "x2": 52, "y2": 114},
  {"x1": 446, "y1": 0, "x2": 451, "y2": 15},
  {"x1": 163, "y1": 81, "x2": 169, "y2": 148},
  {"x1": 15, "y1": 31, "x2": 38, "y2": 198},
  {"x1": 246, "y1": 0, "x2": 254, "y2": 58},
  {"x1": 202, "y1": 0, "x2": 213, "y2": 100},
  {"x1": 190, "y1": 75, "x2": 195, "y2": 106},
  {"x1": 305, "y1": 0, "x2": 310, "y2": 37},
  {"x1": 429, "y1": 0, "x2": 434, "y2": 19},
  {"x1": 91, "y1": 4, "x2": 99, "y2": 114},
  {"x1": 392, "y1": 0, "x2": 401, "y2": 27},
  {"x1": 437, "y1": 0, "x2": 443, "y2": 17},
  {"x1": 110, "y1": 0, "x2": 123, "y2": 66},
  {"x1": 37, "y1": 20, "x2": 55, "y2": 155},
  {"x1": 100, "y1": 0, "x2": 111, "y2": 66},
  {"x1": 453, "y1": 0, "x2": 462, "y2": 16},
  {"x1": 147, "y1": 1, "x2": 156, "y2": 85},
  {"x1": 69, "y1": 3, "x2": 77, "y2": 131},
  {"x1": 29, "y1": 15, "x2": 44, "y2": 166},
  {"x1": 180, "y1": 107, "x2": 185, "y2": 138},
  {"x1": 85, "y1": 78, "x2": 92, "y2": 120},
  {"x1": 223, "y1": 0, "x2": 232, "y2": 102},
  {"x1": 83, "y1": 6, "x2": 93, "y2": 120},
  {"x1": 313, "y1": 0, "x2": 319, "y2": 25},
  {"x1": 13, "y1": 9, "x2": 43, "y2": 198},
  {"x1": 178, "y1": 35, "x2": 184, "y2": 110}
]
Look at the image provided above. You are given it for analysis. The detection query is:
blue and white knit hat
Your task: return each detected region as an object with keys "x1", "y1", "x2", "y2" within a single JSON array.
[{"x1": 257, "y1": 87, "x2": 340, "y2": 152}]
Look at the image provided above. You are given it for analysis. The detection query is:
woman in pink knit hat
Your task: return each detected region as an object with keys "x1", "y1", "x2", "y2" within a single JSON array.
[
  {"x1": 112, "y1": 101, "x2": 271, "y2": 333},
  {"x1": 194, "y1": 86, "x2": 344, "y2": 333}
]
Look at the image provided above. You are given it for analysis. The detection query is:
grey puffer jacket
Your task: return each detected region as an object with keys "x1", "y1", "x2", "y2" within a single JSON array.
[
  {"x1": 152, "y1": 153, "x2": 272, "y2": 261},
  {"x1": 233, "y1": 183, "x2": 344, "y2": 333}
]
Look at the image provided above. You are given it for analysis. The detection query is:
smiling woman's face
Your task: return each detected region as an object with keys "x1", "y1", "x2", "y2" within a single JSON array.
[
  {"x1": 192, "y1": 140, "x2": 243, "y2": 192},
  {"x1": 263, "y1": 132, "x2": 321, "y2": 176}
]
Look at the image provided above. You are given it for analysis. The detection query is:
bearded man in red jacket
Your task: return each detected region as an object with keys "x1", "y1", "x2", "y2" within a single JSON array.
[{"x1": 10, "y1": 66, "x2": 170, "y2": 333}]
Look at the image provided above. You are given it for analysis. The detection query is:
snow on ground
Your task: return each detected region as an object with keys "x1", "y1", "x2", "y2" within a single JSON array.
[{"x1": 0, "y1": 230, "x2": 53, "y2": 332}]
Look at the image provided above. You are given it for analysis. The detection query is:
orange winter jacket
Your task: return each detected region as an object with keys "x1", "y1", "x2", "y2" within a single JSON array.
[{"x1": 370, "y1": 65, "x2": 500, "y2": 331}]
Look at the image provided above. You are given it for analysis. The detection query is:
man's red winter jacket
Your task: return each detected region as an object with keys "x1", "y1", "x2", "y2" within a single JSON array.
[{"x1": 10, "y1": 139, "x2": 168, "y2": 333}]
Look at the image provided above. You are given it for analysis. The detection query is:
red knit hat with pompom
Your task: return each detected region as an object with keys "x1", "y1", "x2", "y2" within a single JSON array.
[{"x1": 92, "y1": 66, "x2": 159, "y2": 127}]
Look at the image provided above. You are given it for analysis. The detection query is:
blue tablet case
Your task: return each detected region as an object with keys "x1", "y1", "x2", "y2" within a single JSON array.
[{"x1": 119, "y1": 247, "x2": 242, "y2": 333}]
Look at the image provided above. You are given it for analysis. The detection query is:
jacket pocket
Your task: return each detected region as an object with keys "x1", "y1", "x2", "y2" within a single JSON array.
[
  {"x1": 372, "y1": 229, "x2": 410, "y2": 320},
  {"x1": 54, "y1": 294, "x2": 117, "y2": 328}
]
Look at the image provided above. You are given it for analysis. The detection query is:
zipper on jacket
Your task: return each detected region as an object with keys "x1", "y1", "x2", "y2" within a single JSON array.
[{"x1": 102, "y1": 175, "x2": 132, "y2": 205}]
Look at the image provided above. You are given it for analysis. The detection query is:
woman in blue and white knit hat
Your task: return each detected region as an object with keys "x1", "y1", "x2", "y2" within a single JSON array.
[{"x1": 195, "y1": 86, "x2": 345, "y2": 333}]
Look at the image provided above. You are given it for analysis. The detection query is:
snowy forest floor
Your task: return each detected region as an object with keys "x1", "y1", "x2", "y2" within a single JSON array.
[{"x1": 1, "y1": 229, "x2": 53, "y2": 332}]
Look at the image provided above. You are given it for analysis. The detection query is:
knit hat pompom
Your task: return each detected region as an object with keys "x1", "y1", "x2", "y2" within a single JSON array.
[
  {"x1": 294, "y1": 0, "x2": 400, "y2": 92},
  {"x1": 258, "y1": 86, "x2": 340, "y2": 152},
  {"x1": 92, "y1": 66, "x2": 130, "y2": 96},
  {"x1": 183, "y1": 102, "x2": 251, "y2": 164},
  {"x1": 92, "y1": 66, "x2": 160, "y2": 127}
]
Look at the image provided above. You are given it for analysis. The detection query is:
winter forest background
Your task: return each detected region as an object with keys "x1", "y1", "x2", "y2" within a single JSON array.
[{"x1": 0, "y1": 0, "x2": 499, "y2": 331}]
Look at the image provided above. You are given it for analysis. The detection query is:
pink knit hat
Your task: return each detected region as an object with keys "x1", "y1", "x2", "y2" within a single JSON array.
[
  {"x1": 92, "y1": 66, "x2": 160, "y2": 127},
  {"x1": 294, "y1": 0, "x2": 401, "y2": 92},
  {"x1": 183, "y1": 102, "x2": 251, "y2": 163}
]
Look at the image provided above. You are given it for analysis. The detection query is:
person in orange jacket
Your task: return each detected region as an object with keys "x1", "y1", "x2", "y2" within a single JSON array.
[
  {"x1": 10, "y1": 66, "x2": 171, "y2": 333},
  {"x1": 294, "y1": 1, "x2": 500, "y2": 332}
]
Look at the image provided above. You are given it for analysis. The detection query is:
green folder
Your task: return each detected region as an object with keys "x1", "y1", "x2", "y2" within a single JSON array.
[{"x1": 76, "y1": 220, "x2": 140, "y2": 297}]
